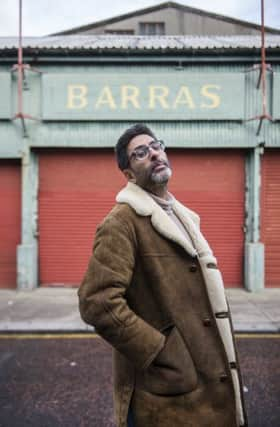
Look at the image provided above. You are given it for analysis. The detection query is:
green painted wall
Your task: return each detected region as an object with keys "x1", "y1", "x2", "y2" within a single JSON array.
[
  {"x1": 0, "y1": 56, "x2": 278, "y2": 291},
  {"x1": 0, "y1": 61, "x2": 279, "y2": 157}
]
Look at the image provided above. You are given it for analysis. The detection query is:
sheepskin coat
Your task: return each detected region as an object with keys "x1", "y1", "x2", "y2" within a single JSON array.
[{"x1": 78, "y1": 182, "x2": 248, "y2": 427}]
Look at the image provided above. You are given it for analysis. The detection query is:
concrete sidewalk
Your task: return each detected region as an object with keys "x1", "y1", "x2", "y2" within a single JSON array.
[{"x1": 0, "y1": 288, "x2": 279, "y2": 333}]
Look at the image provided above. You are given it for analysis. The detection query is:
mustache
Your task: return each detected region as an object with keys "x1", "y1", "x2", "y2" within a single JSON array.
[{"x1": 151, "y1": 160, "x2": 170, "y2": 171}]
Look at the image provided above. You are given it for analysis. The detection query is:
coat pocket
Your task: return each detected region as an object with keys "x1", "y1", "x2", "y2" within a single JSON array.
[{"x1": 135, "y1": 324, "x2": 198, "y2": 396}]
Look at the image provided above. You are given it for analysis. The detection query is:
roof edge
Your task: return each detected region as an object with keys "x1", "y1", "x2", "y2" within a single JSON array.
[{"x1": 50, "y1": 1, "x2": 280, "y2": 36}]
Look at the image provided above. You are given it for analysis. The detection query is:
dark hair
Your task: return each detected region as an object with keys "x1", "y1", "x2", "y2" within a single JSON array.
[{"x1": 115, "y1": 123, "x2": 156, "y2": 170}]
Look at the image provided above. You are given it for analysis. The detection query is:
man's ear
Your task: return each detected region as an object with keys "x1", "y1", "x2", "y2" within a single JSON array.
[{"x1": 123, "y1": 169, "x2": 136, "y2": 183}]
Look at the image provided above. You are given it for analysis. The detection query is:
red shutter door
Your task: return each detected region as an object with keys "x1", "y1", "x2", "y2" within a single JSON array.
[
  {"x1": 38, "y1": 150, "x2": 126, "y2": 286},
  {"x1": 39, "y1": 149, "x2": 245, "y2": 288},
  {"x1": 0, "y1": 160, "x2": 21, "y2": 288},
  {"x1": 261, "y1": 149, "x2": 280, "y2": 287},
  {"x1": 169, "y1": 150, "x2": 245, "y2": 287}
]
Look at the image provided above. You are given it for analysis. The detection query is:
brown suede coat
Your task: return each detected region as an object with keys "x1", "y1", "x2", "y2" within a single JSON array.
[{"x1": 78, "y1": 183, "x2": 248, "y2": 427}]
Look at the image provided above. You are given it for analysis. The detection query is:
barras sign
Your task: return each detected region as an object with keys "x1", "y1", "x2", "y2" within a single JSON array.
[{"x1": 42, "y1": 73, "x2": 245, "y2": 121}]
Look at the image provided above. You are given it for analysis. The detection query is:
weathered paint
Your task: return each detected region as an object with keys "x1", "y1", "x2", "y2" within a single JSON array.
[
  {"x1": 272, "y1": 73, "x2": 280, "y2": 119},
  {"x1": 244, "y1": 243, "x2": 265, "y2": 292},
  {"x1": 245, "y1": 147, "x2": 263, "y2": 244},
  {"x1": 0, "y1": 123, "x2": 22, "y2": 158},
  {"x1": 0, "y1": 56, "x2": 279, "y2": 291},
  {"x1": 244, "y1": 147, "x2": 265, "y2": 291},
  {"x1": 0, "y1": 63, "x2": 279, "y2": 149},
  {"x1": 17, "y1": 149, "x2": 38, "y2": 290},
  {"x1": 0, "y1": 73, "x2": 11, "y2": 118},
  {"x1": 30, "y1": 121, "x2": 253, "y2": 149}
]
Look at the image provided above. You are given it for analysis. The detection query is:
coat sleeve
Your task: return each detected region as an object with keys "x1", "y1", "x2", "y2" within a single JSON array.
[{"x1": 78, "y1": 214, "x2": 165, "y2": 371}]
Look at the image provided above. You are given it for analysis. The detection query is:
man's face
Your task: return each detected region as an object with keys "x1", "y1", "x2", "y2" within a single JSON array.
[{"x1": 125, "y1": 134, "x2": 172, "y2": 190}]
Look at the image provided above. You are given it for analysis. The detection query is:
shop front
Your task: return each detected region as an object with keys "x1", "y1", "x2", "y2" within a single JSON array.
[{"x1": 0, "y1": 36, "x2": 279, "y2": 290}]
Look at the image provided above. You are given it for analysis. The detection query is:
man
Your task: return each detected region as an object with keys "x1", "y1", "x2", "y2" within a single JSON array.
[{"x1": 78, "y1": 124, "x2": 248, "y2": 427}]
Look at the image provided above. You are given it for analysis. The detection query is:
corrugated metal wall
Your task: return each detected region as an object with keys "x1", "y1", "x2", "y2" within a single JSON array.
[
  {"x1": 22, "y1": 63, "x2": 278, "y2": 153},
  {"x1": 1, "y1": 60, "x2": 279, "y2": 289}
]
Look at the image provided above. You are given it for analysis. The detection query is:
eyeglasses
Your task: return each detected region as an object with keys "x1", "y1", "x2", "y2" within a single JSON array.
[{"x1": 129, "y1": 140, "x2": 165, "y2": 162}]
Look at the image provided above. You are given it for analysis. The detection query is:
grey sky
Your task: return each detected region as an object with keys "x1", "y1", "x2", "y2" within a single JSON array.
[{"x1": 0, "y1": 0, "x2": 279, "y2": 36}]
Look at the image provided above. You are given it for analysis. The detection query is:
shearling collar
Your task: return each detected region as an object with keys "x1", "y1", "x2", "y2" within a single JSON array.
[{"x1": 116, "y1": 182, "x2": 200, "y2": 257}]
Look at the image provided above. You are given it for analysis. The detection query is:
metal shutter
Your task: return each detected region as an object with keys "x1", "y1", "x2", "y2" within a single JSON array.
[
  {"x1": 261, "y1": 149, "x2": 280, "y2": 287},
  {"x1": 39, "y1": 149, "x2": 245, "y2": 288},
  {"x1": 0, "y1": 160, "x2": 21, "y2": 288},
  {"x1": 38, "y1": 149, "x2": 126, "y2": 286},
  {"x1": 169, "y1": 150, "x2": 245, "y2": 287}
]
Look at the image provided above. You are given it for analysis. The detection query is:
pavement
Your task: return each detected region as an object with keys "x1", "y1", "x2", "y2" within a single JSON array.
[{"x1": 0, "y1": 287, "x2": 279, "y2": 333}]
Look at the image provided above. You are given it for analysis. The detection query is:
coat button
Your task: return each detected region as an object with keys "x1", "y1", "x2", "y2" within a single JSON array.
[
  {"x1": 203, "y1": 318, "x2": 212, "y2": 327},
  {"x1": 219, "y1": 373, "x2": 228, "y2": 382},
  {"x1": 189, "y1": 264, "x2": 197, "y2": 272}
]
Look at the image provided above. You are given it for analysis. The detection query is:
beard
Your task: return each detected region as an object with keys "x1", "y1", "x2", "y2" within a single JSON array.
[
  {"x1": 151, "y1": 165, "x2": 172, "y2": 183},
  {"x1": 132, "y1": 158, "x2": 172, "y2": 189}
]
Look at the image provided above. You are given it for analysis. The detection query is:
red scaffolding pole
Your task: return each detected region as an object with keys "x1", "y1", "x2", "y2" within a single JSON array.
[
  {"x1": 245, "y1": 0, "x2": 273, "y2": 135},
  {"x1": 11, "y1": 0, "x2": 41, "y2": 135}
]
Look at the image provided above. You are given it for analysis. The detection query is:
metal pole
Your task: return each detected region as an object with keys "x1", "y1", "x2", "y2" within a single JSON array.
[
  {"x1": 260, "y1": 0, "x2": 267, "y2": 117},
  {"x1": 18, "y1": 0, "x2": 23, "y2": 116}
]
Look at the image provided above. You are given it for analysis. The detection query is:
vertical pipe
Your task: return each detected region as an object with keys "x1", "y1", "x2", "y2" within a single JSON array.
[
  {"x1": 17, "y1": 0, "x2": 23, "y2": 115},
  {"x1": 260, "y1": 0, "x2": 267, "y2": 116},
  {"x1": 19, "y1": 0, "x2": 22, "y2": 65}
]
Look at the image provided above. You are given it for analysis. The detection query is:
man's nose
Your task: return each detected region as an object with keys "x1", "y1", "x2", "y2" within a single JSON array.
[{"x1": 149, "y1": 147, "x2": 161, "y2": 160}]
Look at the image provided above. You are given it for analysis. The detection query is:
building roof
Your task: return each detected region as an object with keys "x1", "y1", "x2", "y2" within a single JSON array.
[
  {"x1": 51, "y1": 1, "x2": 280, "y2": 36},
  {"x1": 0, "y1": 35, "x2": 280, "y2": 55}
]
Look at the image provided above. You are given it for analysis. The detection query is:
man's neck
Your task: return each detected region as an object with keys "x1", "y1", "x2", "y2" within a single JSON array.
[{"x1": 144, "y1": 183, "x2": 169, "y2": 200}]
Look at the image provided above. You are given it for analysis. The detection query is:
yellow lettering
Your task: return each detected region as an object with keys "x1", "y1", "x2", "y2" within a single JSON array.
[
  {"x1": 173, "y1": 86, "x2": 195, "y2": 109},
  {"x1": 200, "y1": 85, "x2": 221, "y2": 108},
  {"x1": 67, "y1": 85, "x2": 88, "y2": 109},
  {"x1": 121, "y1": 85, "x2": 140, "y2": 109},
  {"x1": 148, "y1": 86, "x2": 169, "y2": 109},
  {"x1": 95, "y1": 86, "x2": 116, "y2": 109}
]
